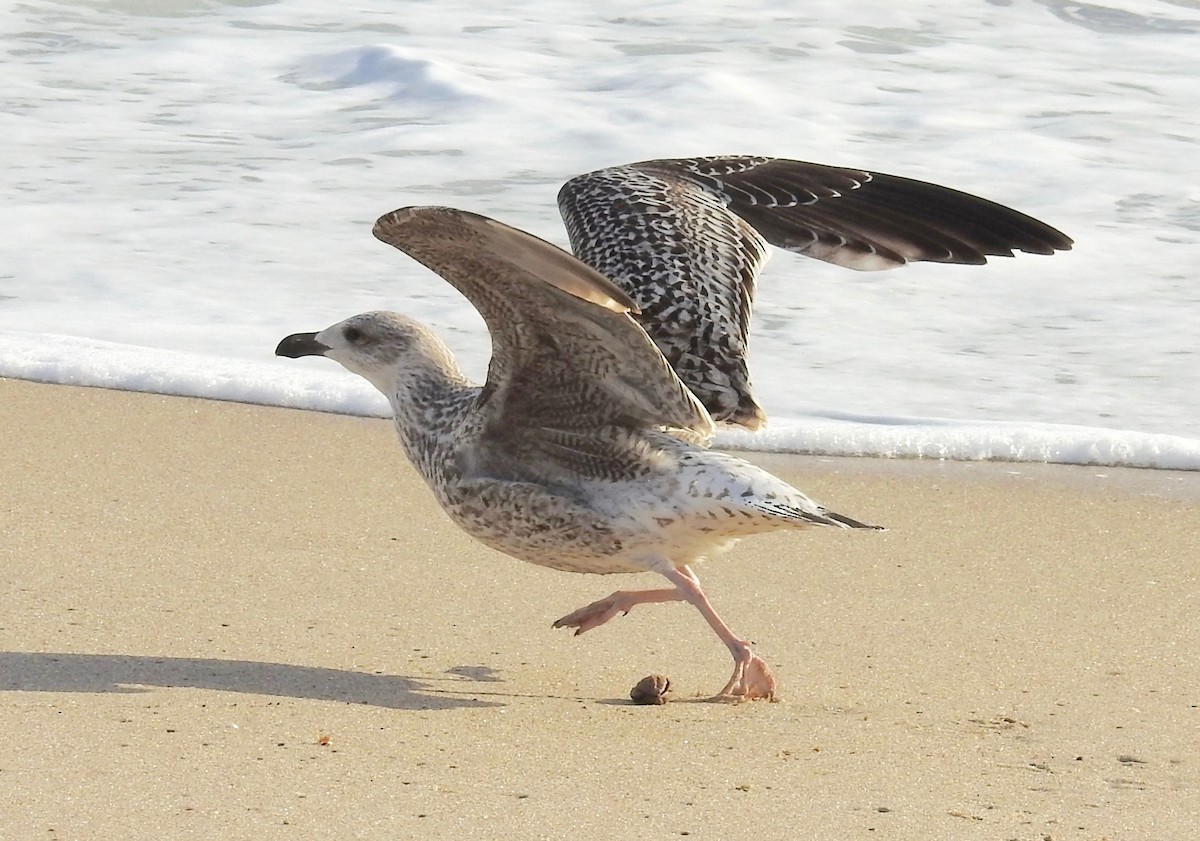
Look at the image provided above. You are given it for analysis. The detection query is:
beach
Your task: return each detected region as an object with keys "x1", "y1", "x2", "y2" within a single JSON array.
[{"x1": 2, "y1": 376, "x2": 1197, "y2": 839}]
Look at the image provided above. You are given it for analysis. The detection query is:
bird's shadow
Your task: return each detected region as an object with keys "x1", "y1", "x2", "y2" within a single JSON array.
[{"x1": 0, "y1": 651, "x2": 501, "y2": 710}]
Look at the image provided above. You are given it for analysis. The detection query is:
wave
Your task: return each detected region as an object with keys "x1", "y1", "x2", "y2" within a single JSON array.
[{"x1": 4, "y1": 331, "x2": 1196, "y2": 471}]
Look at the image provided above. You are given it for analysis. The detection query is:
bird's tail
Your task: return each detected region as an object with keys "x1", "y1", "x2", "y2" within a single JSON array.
[
  {"x1": 824, "y1": 511, "x2": 885, "y2": 530},
  {"x1": 750, "y1": 498, "x2": 884, "y2": 530}
]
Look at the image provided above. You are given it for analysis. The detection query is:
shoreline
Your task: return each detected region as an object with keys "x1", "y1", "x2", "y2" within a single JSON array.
[
  {"x1": 3, "y1": 377, "x2": 1197, "y2": 838},
  {"x1": 4, "y1": 343, "x2": 1196, "y2": 471}
]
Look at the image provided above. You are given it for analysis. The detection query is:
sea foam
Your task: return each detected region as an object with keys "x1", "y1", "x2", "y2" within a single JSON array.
[{"x1": 3, "y1": 332, "x2": 1195, "y2": 472}]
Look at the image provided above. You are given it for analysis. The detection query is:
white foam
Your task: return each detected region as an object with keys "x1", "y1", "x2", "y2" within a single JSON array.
[
  {"x1": 721, "y1": 414, "x2": 1200, "y2": 472},
  {"x1": 3, "y1": 332, "x2": 1196, "y2": 472},
  {"x1": 292, "y1": 45, "x2": 491, "y2": 107},
  {"x1": 0, "y1": 332, "x2": 387, "y2": 418}
]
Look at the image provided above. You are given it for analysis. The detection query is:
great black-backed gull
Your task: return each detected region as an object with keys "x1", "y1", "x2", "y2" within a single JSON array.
[{"x1": 276, "y1": 158, "x2": 1070, "y2": 699}]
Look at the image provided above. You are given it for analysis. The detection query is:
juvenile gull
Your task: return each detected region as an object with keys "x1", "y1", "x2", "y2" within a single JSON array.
[
  {"x1": 276, "y1": 206, "x2": 882, "y2": 700},
  {"x1": 276, "y1": 159, "x2": 1072, "y2": 699},
  {"x1": 557, "y1": 156, "x2": 1073, "y2": 427}
]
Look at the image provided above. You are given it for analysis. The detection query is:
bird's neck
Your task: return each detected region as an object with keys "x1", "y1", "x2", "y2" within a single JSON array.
[{"x1": 385, "y1": 356, "x2": 478, "y2": 485}]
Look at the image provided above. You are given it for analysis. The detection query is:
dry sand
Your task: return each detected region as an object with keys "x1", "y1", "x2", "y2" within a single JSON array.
[{"x1": 2, "y1": 377, "x2": 1197, "y2": 839}]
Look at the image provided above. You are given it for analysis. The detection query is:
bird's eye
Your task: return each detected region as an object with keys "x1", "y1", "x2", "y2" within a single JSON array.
[{"x1": 343, "y1": 325, "x2": 365, "y2": 344}]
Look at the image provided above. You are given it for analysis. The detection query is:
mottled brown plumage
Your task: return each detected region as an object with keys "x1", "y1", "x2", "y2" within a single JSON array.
[{"x1": 276, "y1": 206, "x2": 881, "y2": 700}]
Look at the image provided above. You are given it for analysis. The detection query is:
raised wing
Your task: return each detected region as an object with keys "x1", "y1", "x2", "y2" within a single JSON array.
[
  {"x1": 635, "y1": 156, "x2": 1073, "y2": 268},
  {"x1": 371, "y1": 206, "x2": 714, "y2": 446},
  {"x1": 558, "y1": 155, "x2": 1073, "y2": 427}
]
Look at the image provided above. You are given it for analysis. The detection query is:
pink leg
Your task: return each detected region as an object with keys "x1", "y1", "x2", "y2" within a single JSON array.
[
  {"x1": 552, "y1": 587, "x2": 685, "y2": 636},
  {"x1": 661, "y1": 566, "x2": 776, "y2": 701}
]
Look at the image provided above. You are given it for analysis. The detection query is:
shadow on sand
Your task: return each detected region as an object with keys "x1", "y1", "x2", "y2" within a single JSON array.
[{"x1": 0, "y1": 651, "x2": 501, "y2": 710}]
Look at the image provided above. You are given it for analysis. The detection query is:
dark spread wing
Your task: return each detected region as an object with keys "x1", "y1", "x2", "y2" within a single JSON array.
[
  {"x1": 639, "y1": 156, "x2": 1073, "y2": 268},
  {"x1": 557, "y1": 155, "x2": 1073, "y2": 427},
  {"x1": 371, "y1": 206, "x2": 714, "y2": 447}
]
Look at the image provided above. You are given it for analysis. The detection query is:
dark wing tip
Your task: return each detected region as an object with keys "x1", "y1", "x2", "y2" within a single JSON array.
[{"x1": 622, "y1": 156, "x2": 1073, "y2": 269}]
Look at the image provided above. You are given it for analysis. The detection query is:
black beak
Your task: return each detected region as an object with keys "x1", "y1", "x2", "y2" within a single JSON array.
[{"x1": 275, "y1": 332, "x2": 331, "y2": 358}]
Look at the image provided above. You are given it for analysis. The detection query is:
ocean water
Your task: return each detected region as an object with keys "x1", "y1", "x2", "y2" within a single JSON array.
[{"x1": 3, "y1": 0, "x2": 1198, "y2": 470}]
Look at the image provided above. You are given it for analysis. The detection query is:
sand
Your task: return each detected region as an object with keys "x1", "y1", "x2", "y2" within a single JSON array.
[{"x1": 1, "y1": 377, "x2": 1197, "y2": 840}]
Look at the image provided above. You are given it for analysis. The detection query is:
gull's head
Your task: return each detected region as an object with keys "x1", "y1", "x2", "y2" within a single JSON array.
[{"x1": 275, "y1": 310, "x2": 461, "y2": 396}]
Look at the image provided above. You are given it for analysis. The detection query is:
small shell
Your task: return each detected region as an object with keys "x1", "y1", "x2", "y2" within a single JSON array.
[{"x1": 630, "y1": 674, "x2": 671, "y2": 705}]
